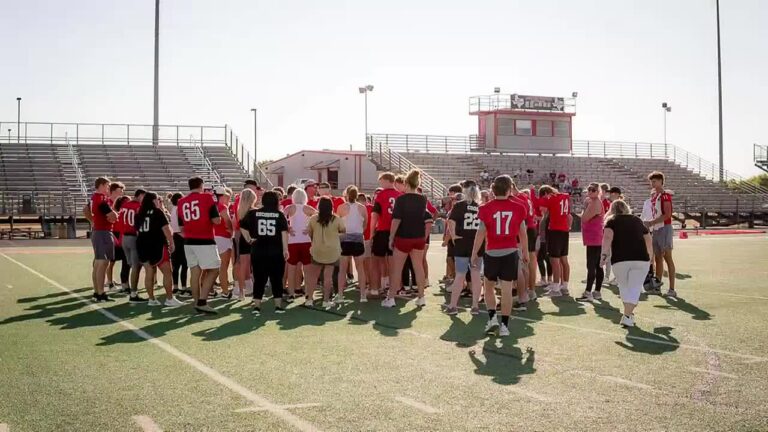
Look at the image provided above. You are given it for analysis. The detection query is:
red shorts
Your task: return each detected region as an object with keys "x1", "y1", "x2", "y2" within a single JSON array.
[
  {"x1": 394, "y1": 237, "x2": 426, "y2": 254},
  {"x1": 287, "y1": 242, "x2": 311, "y2": 265}
]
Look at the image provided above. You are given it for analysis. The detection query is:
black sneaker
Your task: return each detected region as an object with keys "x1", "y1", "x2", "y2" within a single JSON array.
[
  {"x1": 178, "y1": 289, "x2": 192, "y2": 298},
  {"x1": 108, "y1": 282, "x2": 116, "y2": 290},
  {"x1": 121, "y1": 287, "x2": 132, "y2": 295},
  {"x1": 172, "y1": 288, "x2": 180, "y2": 295},
  {"x1": 208, "y1": 291, "x2": 220, "y2": 299},
  {"x1": 513, "y1": 302, "x2": 527, "y2": 312},
  {"x1": 283, "y1": 295, "x2": 295, "y2": 304},
  {"x1": 129, "y1": 295, "x2": 148, "y2": 304},
  {"x1": 91, "y1": 292, "x2": 101, "y2": 302},
  {"x1": 194, "y1": 304, "x2": 217, "y2": 314},
  {"x1": 99, "y1": 293, "x2": 114, "y2": 302},
  {"x1": 252, "y1": 307, "x2": 261, "y2": 316},
  {"x1": 222, "y1": 291, "x2": 233, "y2": 300},
  {"x1": 275, "y1": 307, "x2": 286, "y2": 314}
]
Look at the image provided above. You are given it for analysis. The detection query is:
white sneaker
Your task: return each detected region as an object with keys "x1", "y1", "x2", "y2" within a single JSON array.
[
  {"x1": 592, "y1": 291, "x2": 602, "y2": 301},
  {"x1": 546, "y1": 285, "x2": 562, "y2": 297},
  {"x1": 415, "y1": 297, "x2": 426, "y2": 307},
  {"x1": 608, "y1": 278, "x2": 617, "y2": 286},
  {"x1": 576, "y1": 291, "x2": 593, "y2": 302},
  {"x1": 147, "y1": 299, "x2": 161, "y2": 306},
  {"x1": 360, "y1": 296, "x2": 368, "y2": 303},
  {"x1": 445, "y1": 284, "x2": 453, "y2": 293},
  {"x1": 620, "y1": 314, "x2": 635, "y2": 327},
  {"x1": 666, "y1": 289, "x2": 678, "y2": 298},
  {"x1": 370, "y1": 289, "x2": 379, "y2": 297},
  {"x1": 333, "y1": 294, "x2": 344, "y2": 304},
  {"x1": 499, "y1": 323, "x2": 510, "y2": 337},
  {"x1": 560, "y1": 285, "x2": 570, "y2": 296},
  {"x1": 164, "y1": 297, "x2": 185, "y2": 307},
  {"x1": 381, "y1": 297, "x2": 396, "y2": 308},
  {"x1": 322, "y1": 301, "x2": 334, "y2": 310},
  {"x1": 484, "y1": 316, "x2": 499, "y2": 333},
  {"x1": 536, "y1": 279, "x2": 548, "y2": 287},
  {"x1": 304, "y1": 299, "x2": 313, "y2": 307},
  {"x1": 528, "y1": 290, "x2": 537, "y2": 301}
]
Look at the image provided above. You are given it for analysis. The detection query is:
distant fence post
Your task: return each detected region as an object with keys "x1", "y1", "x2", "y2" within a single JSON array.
[
  {"x1": 176, "y1": 126, "x2": 179, "y2": 146},
  {"x1": 444, "y1": 136, "x2": 448, "y2": 153},
  {"x1": 76, "y1": 124, "x2": 79, "y2": 145},
  {"x1": 50, "y1": 123, "x2": 53, "y2": 144},
  {"x1": 101, "y1": 124, "x2": 104, "y2": 145}
]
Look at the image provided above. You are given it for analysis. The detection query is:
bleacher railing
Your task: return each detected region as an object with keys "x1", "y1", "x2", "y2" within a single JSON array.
[
  {"x1": 755, "y1": 144, "x2": 768, "y2": 170},
  {"x1": 368, "y1": 134, "x2": 768, "y2": 198},
  {"x1": 365, "y1": 137, "x2": 447, "y2": 200},
  {"x1": 65, "y1": 133, "x2": 89, "y2": 202}
]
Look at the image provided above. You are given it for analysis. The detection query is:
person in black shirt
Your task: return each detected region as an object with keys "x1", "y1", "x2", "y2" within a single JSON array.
[
  {"x1": 135, "y1": 192, "x2": 184, "y2": 308},
  {"x1": 240, "y1": 190, "x2": 289, "y2": 315},
  {"x1": 600, "y1": 199, "x2": 652, "y2": 328},
  {"x1": 444, "y1": 183, "x2": 484, "y2": 315},
  {"x1": 384, "y1": 170, "x2": 434, "y2": 308}
]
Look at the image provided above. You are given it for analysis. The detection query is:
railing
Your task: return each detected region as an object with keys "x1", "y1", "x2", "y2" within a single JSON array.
[
  {"x1": 190, "y1": 139, "x2": 223, "y2": 187},
  {"x1": 65, "y1": 134, "x2": 89, "y2": 201},
  {"x1": 367, "y1": 134, "x2": 485, "y2": 154},
  {"x1": 366, "y1": 137, "x2": 447, "y2": 200},
  {"x1": 755, "y1": 143, "x2": 768, "y2": 171}
]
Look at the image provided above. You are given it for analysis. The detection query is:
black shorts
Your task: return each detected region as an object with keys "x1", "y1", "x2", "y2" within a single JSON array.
[
  {"x1": 341, "y1": 241, "x2": 365, "y2": 257},
  {"x1": 112, "y1": 246, "x2": 126, "y2": 262},
  {"x1": 138, "y1": 244, "x2": 169, "y2": 267},
  {"x1": 372, "y1": 231, "x2": 392, "y2": 257},
  {"x1": 483, "y1": 251, "x2": 519, "y2": 282},
  {"x1": 172, "y1": 233, "x2": 187, "y2": 266},
  {"x1": 547, "y1": 230, "x2": 569, "y2": 258},
  {"x1": 527, "y1": 227, "x2": 537, "y2": 253},
  {"x1": 238, "y1": 236, "x2": 252, "y2": 255}
]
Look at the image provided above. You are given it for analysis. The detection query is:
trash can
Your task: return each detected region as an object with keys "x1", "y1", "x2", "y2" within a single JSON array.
[{"x1": 58, "y1": 223, "x2": 67, "y2": 239}]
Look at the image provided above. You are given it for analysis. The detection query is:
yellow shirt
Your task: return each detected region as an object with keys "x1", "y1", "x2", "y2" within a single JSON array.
[{"x1": 308, "y1": 215, "x2": 344, "y2": 264}]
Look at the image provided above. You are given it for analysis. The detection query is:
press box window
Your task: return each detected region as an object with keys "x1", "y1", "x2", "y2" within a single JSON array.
[
  {"x1": 536, "y1": 120, "x2": 552, "y2": 137},
  {"x1": 515, "y1": 120, "x2": 532, "y2": 136},
  {"x1": 498, "y1": 118, "x2": 515, "y2": 136},
  {"x1": 554, "y1": 121, "x2": 570, "y2": 137}
]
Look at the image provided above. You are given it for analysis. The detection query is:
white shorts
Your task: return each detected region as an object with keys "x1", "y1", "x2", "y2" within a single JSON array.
[
  {"x1": 613, "y1": 260, "x2": 651, "y2": 305},
  {"x1": 184, "y1": 244, "x2": 221, "y2": 270},
  {"x1": 215, "y1": 236, "x2": 233, "y2": 254}
]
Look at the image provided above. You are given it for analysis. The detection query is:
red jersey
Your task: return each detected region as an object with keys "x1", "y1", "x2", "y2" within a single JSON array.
[
  {"x1": 280, "y1": 198, "x2": 293, "y2": 210},
  {"x1": 119, "y1": 200, "x2": 141, "y2": 236},
  {"x1": 529, "y1": 187, "x2": 543, "y2": 218},
  {"x1": 512, "y1": 193, "x2": 536, "y2": 229},
  {"x1": 651, "y1": 191, "x2": 673, "y2": 225},
  {"x1": 477, "y1": 198, "x2": 527, "y2": 251},
  {"x1": 232, "y1": 195, "x2": 241, "y2": 231},
  {"x1": 364, "y1": 204, "x2": 373, "y2": 240},
  {"x1": 426, "y1": 200, "x2": 438, "y2": 217},
  {"x1": 601, "y1": 198, "x2": 611, "y2": 214},
  {"x1": 372, "y1": 188, "x2": 402, "y2": 232},
  {"x1": 540, "y1": 193, "x2": 571, "y2": 232},
  {"x1": 177, "y1": 192, "x2": 219, "y2": 243},
  {"x1": 307, "y1": 197, "x2": 319, "y2": 209},
  {"x1": 332, "y1": 196, "x2": 345, "y2": 212},
  {"x1": 90, "y1": 193, "x2": 114, "y2": 231},
  {"x1": 213, "y1": 202, "x2": 231, "y2": 238}
]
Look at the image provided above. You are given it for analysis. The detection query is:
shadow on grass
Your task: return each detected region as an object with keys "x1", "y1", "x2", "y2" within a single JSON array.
[
  {"x1": 16, "y1": 287, "x2": 93, "y2": 304},
  {"x1": 615, "y1": 326, "x2": 680, "y2": 355},
  {"x1": 654, "y1": 297, "x2": 712, "y2": 321},
  {"x1": 469, "y1": 340, "x2": 536, "y2": 385},
  {"x1": 543, "y1": 295, "x2": 588, "y2": 318},
  {"x1": 0, "y1": 292, "x2": 90, "y2": 326}
]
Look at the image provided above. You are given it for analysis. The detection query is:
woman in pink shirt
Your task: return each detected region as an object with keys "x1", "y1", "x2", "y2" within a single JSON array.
[{"x1": 577, "y1": 183, "x2": 605, "y2": 302}]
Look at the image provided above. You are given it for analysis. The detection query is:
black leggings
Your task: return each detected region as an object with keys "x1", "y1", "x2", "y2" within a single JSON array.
[
  {"x1": 586, "y1": 245, "x2": 604, "y2": 292},
  {"x1": 252, "y1": 254, "x2": 285, "y2": 300},
  {"x1": 537, "y1": 242, "x2": 552, "y2": 278},
  {"x1": 171, "y1": 233, "x2": 188, "y2": 287},
  {"x1": 118, "y1": 254, "x2": 130, "y2": 284}
]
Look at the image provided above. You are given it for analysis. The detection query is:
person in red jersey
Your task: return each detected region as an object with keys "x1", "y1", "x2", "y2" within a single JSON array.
[
  {"x1": 232, "y1": 180, "x2": 261, "y2": 298},
  {"x1": 119, "y1": 189, "x2": 148, "y2": 302},
  {"x1": 510, "y1": 183, "x2": 537, "y2": 309},
  {"x1": 646, "y1": 171, "x2": 677, "y2": 297},
  {"x1": 369, "y1": 172, "x2": 402, "y2": 297},
  {"x1": 472, "y1": 175, "x2": 528, "y2": 337},
  {"x1": 177, "y1": 176, "x2": 222, "y2": 314},
  {"x1": 317, "y1": 182, "x2": 345, "y2": 212},
  {"x1": 111, "y1": 196, "x2": 131, "y2": 294},
  {"x1": 599, "y1": 183, "x2": 612, "y2": 214},
  {"x1": 105, "y1": 182, "x2": 125, "y2": 292},
  {"x1": 213, "y1": 187, "x2": 234, "y2": 298},
  {"x1": 304, "y1": 181, "x2": 319, "y2": 209},
  {"x1": 280, "y1": 185, "x2": 297, "y2": 209},
  {"x1": 538, "y1": 185, "x2": 573, "y2": 297},
  {"x1": 88, "y1": 177, "x2": 119, "y2": 302},
  {"x1": 357, "y1": 192, "x2": 374, "y2": 294}
]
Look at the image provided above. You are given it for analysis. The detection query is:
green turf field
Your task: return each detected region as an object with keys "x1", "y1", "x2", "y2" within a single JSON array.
[{"x1": 1, "y1": 234, "x2": 767, "y2": 432}]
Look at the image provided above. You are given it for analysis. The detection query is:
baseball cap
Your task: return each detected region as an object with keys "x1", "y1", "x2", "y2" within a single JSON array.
[
  {"x1": 608, "y1": 187, "x2": 622, "y2": 194},
  {"x1": 304, "y1": 181, "x2": 317, "y2": 190},
  {"x1": 214, "y1": 186, "x2": 229, "y2": 195}
]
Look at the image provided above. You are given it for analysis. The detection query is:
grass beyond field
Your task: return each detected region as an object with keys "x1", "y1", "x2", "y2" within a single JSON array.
[{"x1": 1, "y1": 235, "x2": 767, "y2": 432}]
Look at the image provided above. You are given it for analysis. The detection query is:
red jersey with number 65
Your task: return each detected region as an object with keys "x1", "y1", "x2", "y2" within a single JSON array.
[
  {"x1": 119, "y1": 200, "x2": 141, "y2": 236},
  {"x1": 540, "y1": 193, "x2": 571, "y2": 232},
  {"x1": 372, "y1": 188, "x2": 402, "y2": 232},
  {"x1": 177, "y1": 192, "x2": 219, "y2": 243},
  {"x1": 477, "y1": 198, "x2": 527, "y2": 251}
]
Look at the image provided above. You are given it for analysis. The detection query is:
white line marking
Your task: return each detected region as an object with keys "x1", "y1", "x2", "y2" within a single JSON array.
[
  {"x1": 0, "y1": 253, "x2": 321, "y2": 432},
  {"x1": 0, "y1": 423, "x2": 8, "y2": 432},
  {"x1": 235, "y1": 403, "x2": 323, "y2": 413},
  {"x1": 4, "y1": 285, "x2": 11, "y2": 289},
  {"x1": 711, "y1": 292, "x2": 768, "y2": 301},
  {"x1": 394, "y1": 396, "x2": 440, "y2": 414},
  {"x1": 595, "y1": 374, "x2": 656, "y2": 390},
  {"x1": 132, "y1": 416, "x2": 162, "y2": 432},
  {"x1": 688, "y1": 367, "x2": 738, "y2": 379},
  {"x1": 742, "y1": 358, "x2": 768, "y2": 364}
]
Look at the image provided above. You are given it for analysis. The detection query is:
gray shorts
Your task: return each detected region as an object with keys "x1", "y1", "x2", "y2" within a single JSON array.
[
  {"x1": 652, "y1": 225, "x2": 673, "y2": 255},
  {"x1": 122, "y1": 234, "x2": 141, "y2": 268},
  {"x1": 91, "y1": 230, "x2": 115, "y2": 261}
]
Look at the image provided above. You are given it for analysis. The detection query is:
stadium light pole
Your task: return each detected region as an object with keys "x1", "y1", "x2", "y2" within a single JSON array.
[
  {"x1": 152, "y1": 0, "x2": 160, "y2": 146},
  {"x1": 662, "y1": 102, "x2": 671, "y2": 157},
  {"x1": 251, "y1": 108, "x2": 258, "y2": 175},
  {"x1": 7, "y1": 129, "x2": 11, "y2": 143},
  {"x1": 16, "y1": 97, "x2": 21, "y2": 144},
  {"x1": 358, "y1": 85, "x2": 373, "y2": 148},
  {"x1": 716, "y1": 0, "x2": 724, "y2": 181}
]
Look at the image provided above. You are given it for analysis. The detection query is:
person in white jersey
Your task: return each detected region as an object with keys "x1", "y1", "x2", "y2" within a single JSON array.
[
  {"x1": 284, "y1": 188, "x2": 316, "y2": 301},
  {"x1": 337, "y1": 185, "x2": 369, "y2": 302}
]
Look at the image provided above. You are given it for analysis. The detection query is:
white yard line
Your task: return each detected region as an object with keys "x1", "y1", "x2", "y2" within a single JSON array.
[
  {"x1": 5, "y1": 285, "x2": 11, "y2": 289},
  {"x1": 688, "y1": 367, "x2": 738, "y2": 379},
  {"x1": 393, "y1": 396, "x2": 440, "y2": 414},
  {"x1": 0, "y1": 423, "x2": 8, "y2": 432},
  {"x1": 132, "y1": 416, "x2": 163, "y2": 432},
  {"x1": 1, "y1": 252, "x2": 322, "y2": 432},
  {"x1": 235, "y1": 403, "x2": 323, "y2": 413},
  {"x1": 594, "y1": 374, "x2": 656, "y2": 390}
]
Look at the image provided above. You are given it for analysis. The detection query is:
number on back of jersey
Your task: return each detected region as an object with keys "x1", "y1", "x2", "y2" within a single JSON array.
[
  {"x1": 463, "y1": 212, "x2": 480, "y2": 230},
  {"x1": 387, "y1": 197, "x2": 395, "y2": 215},
  {"x1": 182, "y1": 200, "x2": 201, "y2": 221},
  {"x1": 257, "y1": 219, "x2": 276, "y2": 236},
  {"x1": 492, "y1": 211, "x2": 513, "y2": 235}
]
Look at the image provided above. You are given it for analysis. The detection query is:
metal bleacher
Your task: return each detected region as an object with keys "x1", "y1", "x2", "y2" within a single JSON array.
[{"x1": 0, "y1": 121, "x2": 256, "y2": 217}]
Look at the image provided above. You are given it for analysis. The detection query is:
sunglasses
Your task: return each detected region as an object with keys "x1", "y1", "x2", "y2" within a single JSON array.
[{"x1": 587, "y1": 188, "x2": 598, "y2": 192}]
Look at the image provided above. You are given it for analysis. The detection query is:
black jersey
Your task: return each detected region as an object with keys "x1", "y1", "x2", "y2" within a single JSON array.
[
  {"x1": 391, "y1": 193, "x2": 433, "y2": 239},
  {"x1": 240, "y1": 208, "x2": 288, "y2": 257},
  {"x1": 136, "y1": 208, "x2": 170, "y2": 264},
  {"x1": 448, "y1": 200, "x2": 484, "y2": 257}
]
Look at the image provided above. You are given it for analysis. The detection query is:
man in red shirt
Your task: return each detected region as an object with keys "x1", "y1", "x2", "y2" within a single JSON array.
[
  {"x1": 370, "y1": 172, "x2": 402, "y2": 296},
  {"x1": 538, "y1": 185, "x2": 573, "y2": 297},
  {"x1": 119, "y1": 189, "x2": 148, "y2": 302},
  {"x1": 177, "y1": 176, "x2": 222, "y2": 314},
  {"x1": 318, "y1": 182, "x2": 345, "y2": 212},
  {"x1": 472, "y1": 175, "x2": 528, "y2": 337},
  {"x1": 304, "y1": 181, "x2": 319, "y2": 209},
  {"x1": 280, "y1": 185, "x2": 297, "y2": 209},
  {"x1": 511, "y1": 184, "x2": 537, "y2": 307},
  {"x1": 646, "y1": 171, "x2": 677, "y2": 297},
  {"x1": 88, "y1": 177, "x2": 119, "y2": 302}
]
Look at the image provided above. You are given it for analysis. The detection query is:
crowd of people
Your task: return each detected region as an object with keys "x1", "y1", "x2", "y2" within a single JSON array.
[{"x1": 84, "y1": 167, "x2": 678, "y2": 335}]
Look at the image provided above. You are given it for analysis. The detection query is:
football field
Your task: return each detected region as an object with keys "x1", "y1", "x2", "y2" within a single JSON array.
[{"x1": 1, "y1": 234, "x2": 767, "y2": 432}]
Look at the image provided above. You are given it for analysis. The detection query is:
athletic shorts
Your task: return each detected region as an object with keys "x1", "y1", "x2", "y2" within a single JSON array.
[
  {"x1": 363, "y1": 239, "x2": 372, "y2": 258},
  {"x1": 455, "y1": 255, "x2": 482, "y2": 274},
  {"x1": 184, "y1": 244, "x2": 220, "y2": 270},
  {"x1": 547, "y1": 230, "x2": 569, "y2": 258},
  {"x1": 393, "y1": 236, "x2": 425, "y2": 254},
  {"x1": 527, "y1": 227, "x2": 538, "y2": 253},
  {"x1": 139, "y1": 245, "x2": 170, "y2": 267},
  {"x1": 483, "y1": 251, "x2": 519, "y2": 282},
  {"x1": 652, "y1": 225, "x2": 673, "y2": 255},
  {"x1": 341, "y1": 241, "x2": 365, "y2": 257},
  {"x1": 372, "y1": 231, "x2": 392, "y2": 257},
  {"x1": 112, "y1": 245, "x2": 126, "y2": 262},
  {"x1": 312, "y1": 258, "x2": 339, "y2": 266},
  {"x1": 122, "y1": 234, "x2": 140, "y2": 268},
  {"x1": 237, "y1": 236, "x2": 251, "y2": 256},
  {"x1": 287, "y1": 242, "x2": 311, "y2": 265},
  {"x1": 215, "y1": 236, "x2": 233, "y2": 254},
  {"x1": 91, "y1": 230, "x2": 115, "y2": 261}
]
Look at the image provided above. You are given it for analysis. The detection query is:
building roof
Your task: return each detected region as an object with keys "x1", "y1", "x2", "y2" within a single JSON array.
[
  {"x1": 265, "y1": 149, "x2": 367, "y2": 167},
  {"x1": 309, "y1": 159, "x2": 341, "y2": 169}
]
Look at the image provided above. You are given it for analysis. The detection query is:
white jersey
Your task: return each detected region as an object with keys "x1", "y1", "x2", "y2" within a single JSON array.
[
  {"x1": 641, "y1": 198, "x2": 662, "y2": 231},
  {"x1": 288, "y1": 204, "x2": 311, "y2": 244},
  {"x1": 341, "y1": 203, "x2": 365, "y2": 235}
]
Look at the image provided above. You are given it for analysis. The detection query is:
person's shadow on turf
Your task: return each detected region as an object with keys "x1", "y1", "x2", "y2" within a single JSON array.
[
  {"x1": 440, "y1": 314, "x2": 488, "y2": 349},
  {"x1": 469, "y1": 340, "x2": 537, "y2": 386},
  {"x1": 615, "y1": 326, "x2": 679, "y2": 355},
  {"x1": 654, "y1": 297, "x2": 712, "y2": 321}
]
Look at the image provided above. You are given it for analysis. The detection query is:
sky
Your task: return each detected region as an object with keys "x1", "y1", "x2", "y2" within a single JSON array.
[{"x1": 1, "y1": 0, "x2": 766, "y2": 177}]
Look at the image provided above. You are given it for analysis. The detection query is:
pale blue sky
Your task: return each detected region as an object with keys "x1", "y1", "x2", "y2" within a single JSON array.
[{"x1": 2, "y1": 0, "x2": 766, "y2": 176}]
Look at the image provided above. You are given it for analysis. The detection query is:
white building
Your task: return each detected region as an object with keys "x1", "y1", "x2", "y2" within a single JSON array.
[{"x1": 264, "y1": 150, "x2": 380, "y2": 193}]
